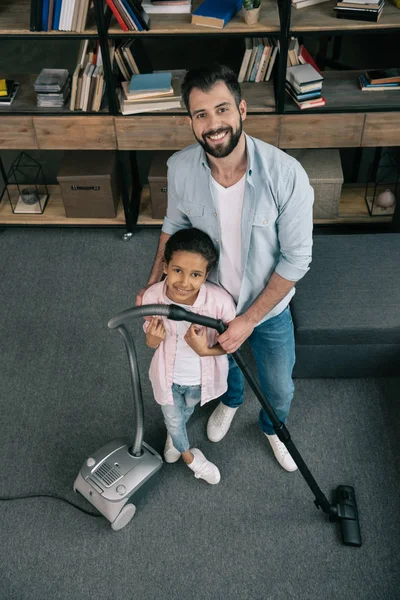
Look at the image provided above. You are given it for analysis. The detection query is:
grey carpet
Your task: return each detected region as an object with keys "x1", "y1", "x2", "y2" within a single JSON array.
[{"x1": 0, "y1": 227, "x2": 399, "y2": 600}]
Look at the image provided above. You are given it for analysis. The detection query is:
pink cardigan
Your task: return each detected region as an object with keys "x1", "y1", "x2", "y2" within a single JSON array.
[{"x1": 142, "y1": 279, "x2": 236, "y2": 406}]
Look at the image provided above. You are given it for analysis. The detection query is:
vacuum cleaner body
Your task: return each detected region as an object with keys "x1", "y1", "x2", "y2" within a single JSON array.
[{"x1": 74, "y1": 438, "x2": 162, "y2": 529}]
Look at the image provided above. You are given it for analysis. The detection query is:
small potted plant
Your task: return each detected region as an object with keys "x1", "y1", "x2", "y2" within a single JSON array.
[{"x1": 242, "y1": 0, "x2": 261, "y2": 25}]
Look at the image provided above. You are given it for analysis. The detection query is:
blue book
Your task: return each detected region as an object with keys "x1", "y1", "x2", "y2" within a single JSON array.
[
  {"x1": 119, "y1": 0, "x2": 143, "y2": 32},
  {"x1": 53, "y1": 0, "x2": 63, "y2": 30},
  {"x1": 129, "y1": 73, "x2": 172, "y2": 94},
  {"x1": 192, "y1": 0, "x2": 242, "y2": 29},
  {"x1": 41, "y1": 0, "x2": 50, "y2": 31}
]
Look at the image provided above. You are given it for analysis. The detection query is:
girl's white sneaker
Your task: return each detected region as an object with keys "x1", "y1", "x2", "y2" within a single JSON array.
[
  {"x1": 188, "y1": 448, "x2": 221, "y2": 484},
  {"x1": 164, "y1": 433, "x2": 181, "y2": 463}
]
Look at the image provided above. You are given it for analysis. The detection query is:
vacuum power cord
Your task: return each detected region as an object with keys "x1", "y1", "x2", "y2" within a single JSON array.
[{"x1": 0, "y1": 493, "x2": 102, "y2": 517}]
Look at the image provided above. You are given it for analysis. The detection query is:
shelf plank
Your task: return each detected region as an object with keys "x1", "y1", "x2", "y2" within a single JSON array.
[
  {"x1": 362, "y1": 112, "x2": 400, "y2": 146},
  {"x1": 290, "y1": 0, "x2": 400, "y2": 32},
  {"x1": 0, "y1": 0, "x2": 97, "y2": 36},
  {"x1": 0, "y1": 185, "x2": 126, "y2": 225},
  {"x1": 0, "y1": 116, "x2": 38, "y2": 149},
  {"x1": 137, "y1": 184, "x2": 392, "y2": 226},
  {"x1": 108, "y1": 1, "x2": 280, "y2": 35},
  {"x1": 116, "y1": 114, "x2": 280, "y2": 149},
  {"x1": 34, "y1": 116, "x2": 117, "y2": 149},
  {"x1": 279, "y1": 113, "x2": 364, "y2": 148},
  {"x1": 285, "y1": 70, "x2": 400, "y2": 114}
]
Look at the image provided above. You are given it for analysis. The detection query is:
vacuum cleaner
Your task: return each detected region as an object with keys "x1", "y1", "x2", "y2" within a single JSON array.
[{"x1": 74, "y1": 304, "x2": 362, "y2": 545}]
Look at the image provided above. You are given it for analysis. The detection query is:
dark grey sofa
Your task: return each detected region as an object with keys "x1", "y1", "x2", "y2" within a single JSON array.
[{"x1": 291, "y1": 234, "x2": 400, "y2": 377}]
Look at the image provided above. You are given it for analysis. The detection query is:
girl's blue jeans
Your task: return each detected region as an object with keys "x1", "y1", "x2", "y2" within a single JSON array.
[
  {"x1": 160, "y1": 383, "x2": 202, "y2": 453},
  {"x1": 221, "y1": 306, "x2": 296, "y2": 435}
]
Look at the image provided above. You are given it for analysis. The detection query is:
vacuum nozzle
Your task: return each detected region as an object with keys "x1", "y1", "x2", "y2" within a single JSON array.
[{"x1": 330, "y1": 485, "x2": 362, "y2": 547}]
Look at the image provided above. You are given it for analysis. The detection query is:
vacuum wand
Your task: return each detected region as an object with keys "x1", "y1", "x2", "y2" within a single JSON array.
[{"x1": 109, "y1": 304, "x2": 361, "y2": 547}]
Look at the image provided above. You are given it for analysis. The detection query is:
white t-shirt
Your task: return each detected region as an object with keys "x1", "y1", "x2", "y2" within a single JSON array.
[
  {"x1": 211, "y1": 174, "x2": 245, "y2": 303},
  {"x1": 172, "y1": 303, "x2": 202, "y2": 386}
]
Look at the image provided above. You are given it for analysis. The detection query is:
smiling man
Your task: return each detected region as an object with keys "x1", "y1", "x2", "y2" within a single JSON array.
[{"x1": 137, "y1": 64, "x2": 314, "y2": 472}]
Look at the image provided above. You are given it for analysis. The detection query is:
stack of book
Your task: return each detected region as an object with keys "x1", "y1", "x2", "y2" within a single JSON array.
[
  {"x1": 0, "y1": 79, "x2": 20, "y2": 108},
  {"x1": 30, "y1": 0, "x2": 92, "y2": 32},
  {"x1": 117, "y1": 72, "x2": 182, "y2": 115},
  {"x1": 359, "y1": 68, "x2": 400, "y2": 91},
  {"x1": 70, "y1": 40, "x2": 105, "y2": 112},
  {"x1": 34, "y1": 69, "x2": 70, "y2": 108},
  {"x1": 104, "y1": 0, "x2": 150, "y2": 31},
  {"x1": 292, "y1": 0, "x2": 330, "y2": 9},
  {"x1": 286, "y1": 64, "x2": 325, "y2": 110},
  {"x1": 334, "y1": 0, "x2": 384, "y2": 22},
  {"x1": 238, "y1": 38, "x2": 279, "y2": 83},
  {"x1": 142, "y1": 0, "x2": 192, "y2": 14},
  {"x1": 114, "y1": 39, "x2": 153, "y2": 82}
]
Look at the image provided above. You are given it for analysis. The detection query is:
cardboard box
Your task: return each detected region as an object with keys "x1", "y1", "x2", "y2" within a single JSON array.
[
  {"x1": 57, "y1": 151, "x2": 119, "y2": 218},
  {"x1": 148, "y1": 151, "x2": 174, "y2": 219},
  {"x1": 287, "y1": 149, "x2": 344, "y2": 219}
]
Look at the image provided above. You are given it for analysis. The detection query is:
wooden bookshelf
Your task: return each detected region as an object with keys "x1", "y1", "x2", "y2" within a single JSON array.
[
  {"x1": 290, "y1": 0, "x2": 400, "y2": 32},
  {"x1": 0, "y1": 185, "x2": 126, "y2": 225},
  {"x1": 0, "y1": 0, "x2": 98, "y2": 36},
  {"x1": 284, "y1": 70, "x2": 400, "y2": 114},
  {"x1": 108, "y1": 1, "x2": 280, "y2": 36},
  {"x1": 137, "y1": 184, "x2": 393, "y2": 226}
]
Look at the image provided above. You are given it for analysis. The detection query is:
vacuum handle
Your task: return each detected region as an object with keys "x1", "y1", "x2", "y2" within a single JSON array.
[{"x1": 108, "y1": 304, "x2": 227, "y2": 334}]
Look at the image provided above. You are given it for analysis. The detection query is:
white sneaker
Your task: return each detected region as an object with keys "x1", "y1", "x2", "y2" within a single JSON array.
[
  {"x1": 265, "y1": 433, "x2": 298, "y2": 472},
  {"x1": 163, "y1": 433, "x2": 181, "y2": 463},
  {"x1": 207, "y1": 403, "x2": 238, "y2": 442},
  {"x1": 188, "y1": 448, "x2": 221, "y2": 484}
]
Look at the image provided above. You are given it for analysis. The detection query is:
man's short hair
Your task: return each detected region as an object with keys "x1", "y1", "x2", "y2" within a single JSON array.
[{"x1": 181, "y1": 64, "x2": 242, "y2": 115}]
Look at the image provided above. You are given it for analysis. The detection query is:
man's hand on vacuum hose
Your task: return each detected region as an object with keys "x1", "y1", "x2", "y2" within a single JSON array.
[{"x1": 217, "y1": 314, "x2": 257, "y2": 354}]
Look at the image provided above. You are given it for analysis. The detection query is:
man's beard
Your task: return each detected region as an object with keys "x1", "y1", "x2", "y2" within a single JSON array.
[{"x1": 194, "y1": 118, "x2": 243, "y2": 159}]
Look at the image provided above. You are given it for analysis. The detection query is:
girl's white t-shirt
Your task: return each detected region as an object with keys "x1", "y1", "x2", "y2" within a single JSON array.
[
  {"x1": 172, "y1": 303, "x2": 202, "y2": 386},
  {"x1": 211, "y1": 173, "x2": 245, "y2": 303}
]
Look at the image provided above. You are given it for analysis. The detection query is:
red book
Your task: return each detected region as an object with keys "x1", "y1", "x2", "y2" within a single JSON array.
[
  {"x1": 298, "y1": 45, "x2": 322, "y2": 76},
  {"x1": 104, "y1": 0, "x2": 129, "y2": 31}
]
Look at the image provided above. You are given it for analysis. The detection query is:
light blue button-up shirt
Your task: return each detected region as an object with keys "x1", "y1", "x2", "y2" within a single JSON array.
[{"x1": 162, "y1": 134, "x2": 314, "y2": 323}]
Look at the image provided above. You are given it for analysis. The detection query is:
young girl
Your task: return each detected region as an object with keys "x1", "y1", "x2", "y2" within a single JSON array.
[{"x1": 142, "y1": 228, "x2": 236, "y2": 485}]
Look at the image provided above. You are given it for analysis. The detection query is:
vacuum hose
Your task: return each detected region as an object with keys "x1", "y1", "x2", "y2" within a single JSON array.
[{"x1": 107, "y1": 305, "x2": 226, "y2": 457}]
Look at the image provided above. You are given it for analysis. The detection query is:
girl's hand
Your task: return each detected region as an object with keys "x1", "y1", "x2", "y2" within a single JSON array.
[
  {"x1": 146, "y1": 317, "x2": 166, "y2": 349},
  {"x1": 184, "y1": 324, "x2": 209, "y2": 356}
]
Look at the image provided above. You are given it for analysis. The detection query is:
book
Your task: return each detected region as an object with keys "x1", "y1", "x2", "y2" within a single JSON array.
[
  {"x1": 0, "y1": 81, "x2": 20, "y2": 106},
  {"x1": 286, "y1": 86, "x2": 326, "y2": 110},
  {"x1": 53, "y1": 0, "x2": 63, "y2": 29},
  {"x1": 286, "y1": 81, "x2": 322, "y2": 101},
  {"x1": 297, "y1": 45, "x2": 322, "y2": 75},
  {"x1": 286, "y1": 64, "x2": 324, "y2": 88},
  {"x1": 336, "y1": 0, "x2": 382, "y2": 6},
  {"x1": 192, "y1": 0, "x2": 242, "y2": 29},
  {"x1": 292, "y1": 0, "x2": 330, "y2": 7},
  {"x1": 142, "y1": 0, "x2": 192, "y2": 12},
  {"x1": 42, "y1": 0, "x2": 50, "y2": 31},
  {"x1": 128, "y1": 72, "x2": 172, "y2": 94},
  {"x1": 264, "y1": 41, "x2": 278, "y2": 82},
  {"x1": 122, "y1": 0, "x2": 151, "y2": 30},
  {"x1": 104, "y1": 0, "x2": 129, "y2": 31},
  {"x1": 238, "y1": 38, "x2": 253, "y2": 83},
  {"x1": 256, "y1": 39, "x2": 273, "y2": 83},
  {"x1": 0, "y1": 79, "x2": 7, "y2": 96},
  {"x1": 366, "y1": 68, "x2": 400, "y2": 84},
  {"x1": 359, "y1": 75, "x2": 400, "y2": 90},
  {"x1": 335, "y1": 5, "x2": 384, "y2": 19},
  {"x1": 122, "y1": 77, "x2": 181, "y2": 102},
  {"x1": 249, "y1": 40, "x2": 265, "y2": 82}
]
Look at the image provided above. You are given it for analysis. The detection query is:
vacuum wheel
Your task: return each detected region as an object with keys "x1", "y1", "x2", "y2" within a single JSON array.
[{"x1": 111, "y1": 503, "x2": 136, "y2": 531}]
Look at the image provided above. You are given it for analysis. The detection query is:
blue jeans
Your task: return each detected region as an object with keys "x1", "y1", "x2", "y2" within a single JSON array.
[
  {"x1": 221, "y1": 306, "x2": 295, "y2": 436},
  {"x1": 160, "y1": 383, "x2": 202, "y2": 453}
]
